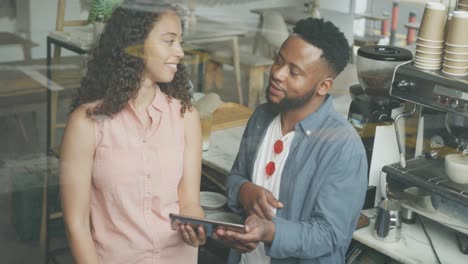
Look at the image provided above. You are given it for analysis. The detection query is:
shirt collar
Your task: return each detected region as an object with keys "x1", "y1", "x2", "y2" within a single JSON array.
[
  {"x1": 297, "y1": 95, "x2": 335, "y2": 135},
  {"x1": 150, "y1": 85, "x2": 170, "y2": 113}
]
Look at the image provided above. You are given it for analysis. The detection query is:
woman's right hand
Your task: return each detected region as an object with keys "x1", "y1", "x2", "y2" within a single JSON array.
[{"x1": 238, "y1": 182, "x2": 283, "y2": 220}]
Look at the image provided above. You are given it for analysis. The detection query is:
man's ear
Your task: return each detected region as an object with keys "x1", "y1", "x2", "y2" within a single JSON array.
[{"x1": 316, "y1": 78, "x2": 333, "y2": 96}]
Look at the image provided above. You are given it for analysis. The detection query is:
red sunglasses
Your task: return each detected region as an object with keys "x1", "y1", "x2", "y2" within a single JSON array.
[{"x1": 265, "y1": 139, "x2": 284, "y2": 177}]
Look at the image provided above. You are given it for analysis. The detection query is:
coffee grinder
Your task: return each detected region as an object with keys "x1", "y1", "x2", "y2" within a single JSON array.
[{"x1": 348, "y1": 46, "x2": 413, "y2": 207}]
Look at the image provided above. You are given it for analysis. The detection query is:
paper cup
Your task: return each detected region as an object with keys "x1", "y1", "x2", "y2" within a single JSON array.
[
  {"x1": 445, "y1": 43, "x2": 468, "y2": 48},
  {"x1": 414, "y1": 52, "x2": 442, "y2": 63},
  {"x1": 414, "y1": 59, "x2": 442, "y2": 65},
  {"x1": 444, "y1": 51, "x2": 468, "y2": 60},
  {"x1": 413, "y1": 63, "x2": 441, "y2": 70},
  {"x1": 445, "y1": 13, "x2": 453, "y2": 40},
  {"x1": 418, "y1": 2, "x2": 447, "y2": 41},
  {"x1": 416, "y1": 38, "x2": 445, "y2": 47},
  {"x1": 415, "y1": 50, "x2": 444, "y2": 60},
  {"x1": 444, "y1": 58, "x2": 468, "y2": 67},
  {"x1": 417, "y1": 36, "x2": 444, "y2": 43},
  {"x1": 442, "y1": 64, "x2": 468, "y2": 75},
  {"x1": 414, "y1": 57, "x2": 442, "y2": 63},
  {"x1": 442, "y1": 69, "x2": 467, "y2": 76},
  {"x1": 413, "y1": 61, "x2": 442, "y2": 69},
  {"x1": 445, "y1": 44, "x2": 468, "y2": 53},
  {"x1": 446, "y1": 11, "x2": 468, "y2": 46},
  {"x1": 416, "y1": 44, "x2": 444, "y2": 53}
]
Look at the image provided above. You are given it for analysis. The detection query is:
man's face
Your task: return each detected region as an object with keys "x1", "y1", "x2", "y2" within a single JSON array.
[{"x1": 266, "y1": 35, "x2": 330, "y2": 112}]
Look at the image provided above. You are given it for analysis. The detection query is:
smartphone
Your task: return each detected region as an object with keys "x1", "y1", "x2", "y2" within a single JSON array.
[{"x1": 169, "y1": 213, "x2": 245, "y2": 237}]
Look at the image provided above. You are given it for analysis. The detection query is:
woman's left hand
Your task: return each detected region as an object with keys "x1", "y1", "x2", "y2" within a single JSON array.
[
  {"x1": 179, "y1": 224, "x2": 207, "y2": 247},
  {"x1": 178, "y1": 205, "x2": 207, "y2": 247}
]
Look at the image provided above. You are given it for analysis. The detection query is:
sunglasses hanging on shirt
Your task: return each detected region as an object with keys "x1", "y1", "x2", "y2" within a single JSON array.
[{"x1": 265, "y1": 139, "x2": 284, "y2": 177}]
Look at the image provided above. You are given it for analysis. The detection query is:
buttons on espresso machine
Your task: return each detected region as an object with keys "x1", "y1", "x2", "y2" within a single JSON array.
[{"x1": 450, "y1": 99, "x2": 460, "y2": 110}]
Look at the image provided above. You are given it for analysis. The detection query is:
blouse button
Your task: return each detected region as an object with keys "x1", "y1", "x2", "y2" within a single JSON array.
[
  {"x1": 146, "y1": 174, "x2": 151, "y2": 179},
  {"x1": 146, "y1": 192, "x2": 151, "y2": 197}
]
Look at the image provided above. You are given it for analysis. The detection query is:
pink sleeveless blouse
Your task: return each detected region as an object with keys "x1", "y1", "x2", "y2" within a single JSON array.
[{"x1": 90, "y1": 87, "x2": 197, "y2": 263}]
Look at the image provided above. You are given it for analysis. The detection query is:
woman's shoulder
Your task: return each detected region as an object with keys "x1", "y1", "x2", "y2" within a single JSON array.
[
  {"x1": 182, "y1": 107, "x2": 200, "y2": 123},
  {"x1": 62, "y1": 103, "x2": 99, "y2": 152},
  {"x1": 68, "y1": 101, "x2": 102, "y2": 129}
]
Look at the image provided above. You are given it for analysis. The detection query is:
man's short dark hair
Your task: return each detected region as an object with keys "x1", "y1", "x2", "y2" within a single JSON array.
[{"x1": 293, "y1": 18, "x2": 350, "y2": 77}]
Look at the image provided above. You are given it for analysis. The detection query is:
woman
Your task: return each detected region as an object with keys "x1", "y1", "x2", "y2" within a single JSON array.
[{"x1": 59, "y1": 1, "x2": 206, "y2": 263}]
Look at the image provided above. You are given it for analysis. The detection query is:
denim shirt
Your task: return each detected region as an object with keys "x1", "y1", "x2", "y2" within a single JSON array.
[{"x1": 226, "y1": 96, "x2": 368, "y2": 264}]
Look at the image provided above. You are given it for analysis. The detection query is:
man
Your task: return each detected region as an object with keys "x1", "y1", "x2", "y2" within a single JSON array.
[{"x1": 215, "y1": 18, "x2": 367, "y2": 264}]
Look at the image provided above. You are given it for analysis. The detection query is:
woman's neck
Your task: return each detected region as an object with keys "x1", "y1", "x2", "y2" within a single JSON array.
[{"x1": 129, "y1": 79, "x2": 157, "y2": 113}]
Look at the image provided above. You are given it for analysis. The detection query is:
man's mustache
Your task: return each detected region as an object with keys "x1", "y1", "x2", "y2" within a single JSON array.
[{"x1": 269, "y1": 81, "x2": 288, "y2": 96}]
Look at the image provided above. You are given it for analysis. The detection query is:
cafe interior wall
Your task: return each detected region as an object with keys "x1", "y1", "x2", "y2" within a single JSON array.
[
  {"x1": 0, "y1": 0, "x2": 365, "y2": 63},
  {"x1": 0, "y1": 0, "x2": 456, "y2": 63},
  {"x1": 0, "y1": 0, "x2": 87, "y2": 63}
]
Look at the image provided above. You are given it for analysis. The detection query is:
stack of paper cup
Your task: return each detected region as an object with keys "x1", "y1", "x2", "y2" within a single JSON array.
[
  {"x1": 457, "y1": 0, "x2": 468, "y2": 11},
  {"x1": 413, "y1": 2, "x2": 447, "y2": 70},
  {"x1": 443, "y1": 10, "x2": 468, "y2": 76}
]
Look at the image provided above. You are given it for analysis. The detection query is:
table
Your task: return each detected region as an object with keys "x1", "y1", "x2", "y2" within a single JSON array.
[
  {"x1": 201, "y1": 126, "x2": 244, "y2": 190},
  {"x1": 183, "y1": 17, "x2": 247, "y2": 105},
  {"x1": 354, "y1": 209, "x2": 468, "y2": 264},
  {"x1": 46, "y1": 34, "x2": 88, "y2": 154}
]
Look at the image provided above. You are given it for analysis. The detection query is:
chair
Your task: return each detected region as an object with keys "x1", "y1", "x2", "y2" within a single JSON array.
[
  {"x1": 0, "y1": 0, "x2": 40, "y2": 143},
  {"x1": 42, "y1": 1, "x2": 89, "y2": 263},
  {"x1": 204, "y1": 12, "x2": 289, "y2": 108},
  {"x1": 48, "y1": 0, "x2": 89, "y2": 155}
]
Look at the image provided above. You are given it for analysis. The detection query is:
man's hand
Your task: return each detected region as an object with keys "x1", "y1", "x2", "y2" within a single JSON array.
[
  {"x1": 214, "y1": 214, "x2": 275, "y2": 253},
  {"x1": 239, "y1": 182, "x2": 283, "y2": 220}
]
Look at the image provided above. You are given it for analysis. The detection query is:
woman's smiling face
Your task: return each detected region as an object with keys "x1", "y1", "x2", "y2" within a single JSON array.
[{"x1": 143, "y1": 11, "x2": 184, "y2": 83}]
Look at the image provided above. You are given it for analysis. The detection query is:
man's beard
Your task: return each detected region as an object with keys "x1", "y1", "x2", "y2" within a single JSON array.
[{"x1": 266, "y1": 83, "x2": 317, "y2": 113}]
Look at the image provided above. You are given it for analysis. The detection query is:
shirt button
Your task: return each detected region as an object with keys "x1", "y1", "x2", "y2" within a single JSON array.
[
  {"x1": 146, "y1": 192, "x2": 151, "y2": 197},
  {"x1": 142, "y1": 139, "x2": 146, "y2": 143},
  {"x1": 306, "y1": 130, "x2": 311, "y2": 136},
  {"x1": 146, "y1": 174, "x2": 151, "y2": 178}
]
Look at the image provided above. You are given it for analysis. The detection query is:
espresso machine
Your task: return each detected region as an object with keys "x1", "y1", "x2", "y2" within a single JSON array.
[
  {"x1": 383, "y1": 62, "x2": 468, "y2": 251},
  {"x1": 348, "y1": 46, "x2": 413, "y2": 207}
]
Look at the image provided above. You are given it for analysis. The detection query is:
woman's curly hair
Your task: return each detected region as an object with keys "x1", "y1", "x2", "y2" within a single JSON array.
[{"x1": 70, "y1": 0, "x2": 192, "y2": 117}]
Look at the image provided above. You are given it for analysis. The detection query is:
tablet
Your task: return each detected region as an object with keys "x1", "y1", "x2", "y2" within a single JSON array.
[{"x1": 169, "y1": 213, "x2": 245, "y2": 237}]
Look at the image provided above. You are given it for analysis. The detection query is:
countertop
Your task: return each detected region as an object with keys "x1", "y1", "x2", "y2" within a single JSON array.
[{"x1": 354, "y1": 209, "x2": 468, "y2": 264}]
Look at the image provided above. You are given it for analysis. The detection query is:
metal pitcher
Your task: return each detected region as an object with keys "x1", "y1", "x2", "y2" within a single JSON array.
[{"x1": 373, "y1": 199, "x2": 402, "y2": 242}]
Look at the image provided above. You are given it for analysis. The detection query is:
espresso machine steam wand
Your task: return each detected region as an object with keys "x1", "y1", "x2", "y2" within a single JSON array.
[{"x1": 394, "y1": 104, "x2": 417, "y2": 168}]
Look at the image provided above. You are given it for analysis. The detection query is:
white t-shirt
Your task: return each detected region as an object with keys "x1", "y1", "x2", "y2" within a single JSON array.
[{"x1": 240, "y1": 114, "x2": 295, "y2": 264}]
